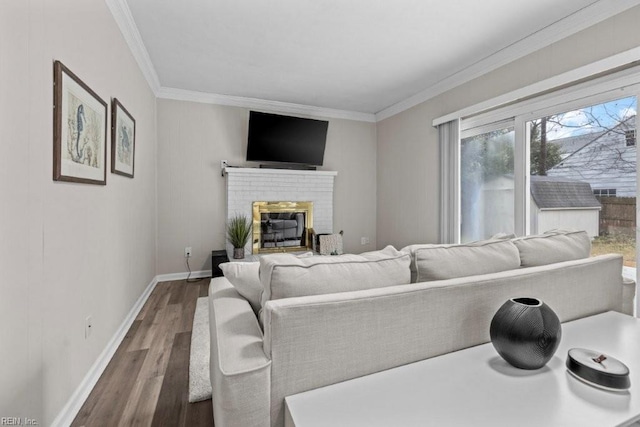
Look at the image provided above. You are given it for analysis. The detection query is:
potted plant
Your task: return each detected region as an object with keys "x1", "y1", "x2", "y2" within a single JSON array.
[{"x1": 226, "y1": 213, "x2": 252, "y2": 259}]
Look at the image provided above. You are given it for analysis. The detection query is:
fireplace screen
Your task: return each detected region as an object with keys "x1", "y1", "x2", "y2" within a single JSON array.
[{"x1": 252, "y1": 201, "x2": 313, "y2": 254}]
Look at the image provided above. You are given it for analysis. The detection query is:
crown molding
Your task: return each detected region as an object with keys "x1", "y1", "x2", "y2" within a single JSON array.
[
  {"x1": 224, "y1": 167, "x2": 338, "y2": 177},
  {"x1": 434, "y1": 47, "x2": 640, "y2": 127},
  {"x1": 108, "y1": 0, "x2": 640, "y2": 123},
  {"x1": 105, "y1": 0, "x2": 161, "y2": 93},
  {"x1": 157, "y1": 87, "x2": 377, "y2": 122},
  {"x1": 375, "y1": 0, "x2": 640, "y2": 122}
]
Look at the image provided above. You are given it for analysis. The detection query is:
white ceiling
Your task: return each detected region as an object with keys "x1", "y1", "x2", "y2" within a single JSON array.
[{"x1": 121, "y1": 0, "x2": 635, "y2": 119}]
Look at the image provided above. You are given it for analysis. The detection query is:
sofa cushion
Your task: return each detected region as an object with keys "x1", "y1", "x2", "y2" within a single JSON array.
[
  {"x1": 220, "y1": 262, "x2": 262, "y2": 315},
  {"x1": 402, "y1": 239, "x2": 520, "y2": 283},
  {"x1": 259, "y1": 246, "x2": 410, "y2": 306},
  {"x1": 220, "y1": 252, "x2": 315, "y2": 315},
  {"x1": 512, "y1": 229, "x2": 591, "y2": 267}
]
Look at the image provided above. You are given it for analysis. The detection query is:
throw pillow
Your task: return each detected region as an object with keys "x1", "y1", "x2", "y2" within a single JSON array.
[
  {"x1": 403, "y1": 239, "x2": 520, "y2": 283},
  {"x1": 512, "y1": 229, "x2": 591, "y2": 267},
  {"x1": 220, "y1": 262, "x2": 262, "y2": 315},
  {"x1": 259, "y1": 245, "x2": 411, "y2": 307},
  {"x1": 220, "y1": 251, "x2": 315, "y2": 315}
]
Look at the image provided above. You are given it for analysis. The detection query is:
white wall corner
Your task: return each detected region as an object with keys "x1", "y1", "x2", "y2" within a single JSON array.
[{"x1": 105, "y1": 0, "x2": 161, "y2": 94}]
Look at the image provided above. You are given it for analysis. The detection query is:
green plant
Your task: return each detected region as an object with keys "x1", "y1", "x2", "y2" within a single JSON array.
[{"x1": 226, "y1": 214, "x2": 252, "y2": 248}]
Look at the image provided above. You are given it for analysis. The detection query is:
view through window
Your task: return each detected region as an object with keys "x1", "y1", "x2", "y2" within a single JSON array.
[
  {"x1": 460, "y1": 126, "x2": 515, "y2": 242},
  {"x1": 527, "y1": 96, "x2": 637, "y2": 267}
]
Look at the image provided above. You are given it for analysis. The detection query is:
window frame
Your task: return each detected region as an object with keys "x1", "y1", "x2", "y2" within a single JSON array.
[
  {"x1": 626, "y1": 129, "x2": 637, "y2": 147},
  {"x1": 440, "y1": 63, "x2": 640, "y2": 317},
  {"x1": 593, "y1": 188, "x2": 617, "y2": 197},
  {"x1": 457, "y1": 81, "x2": 640, "y2": 241}
]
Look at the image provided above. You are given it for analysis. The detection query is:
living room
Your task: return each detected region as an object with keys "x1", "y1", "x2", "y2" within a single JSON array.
[{"x1": 2, "y1": 0, "x2": 640, "y2": 425}]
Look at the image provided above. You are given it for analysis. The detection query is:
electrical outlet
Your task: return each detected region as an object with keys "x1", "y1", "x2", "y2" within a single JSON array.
[
  {"x1": 85, "y1": 316, "x2": 92, "y2": 339},
  {"x1": 361, "y1": 237, "x2": 370, "y2": 245},
  {"x1": 185, "y1": 246, "x2": 192, "y2": 258}
]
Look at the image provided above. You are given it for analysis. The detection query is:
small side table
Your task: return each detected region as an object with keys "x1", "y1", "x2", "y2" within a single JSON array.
[{"x1": 211, "y1": 250, "x2": 229, "y2": 277}]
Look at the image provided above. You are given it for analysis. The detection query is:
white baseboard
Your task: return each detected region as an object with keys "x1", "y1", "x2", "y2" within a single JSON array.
[
  {"x1": 155, "y1": 270, "x2": 212, "y2": 283},
  {"x1": 51, "y1": 276, "x2": 159, "y2": 427},
  {"x1": 52, "y1": 269, "x2": 213, "y2": 426}
]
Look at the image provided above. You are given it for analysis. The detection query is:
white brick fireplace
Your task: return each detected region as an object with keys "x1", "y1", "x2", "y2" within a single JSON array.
[{"x1": 225, "y1": 167, "x2": 337, "y2": 256}]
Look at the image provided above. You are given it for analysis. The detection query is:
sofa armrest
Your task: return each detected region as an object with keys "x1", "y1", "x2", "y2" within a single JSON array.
[
  {"x1": 209, "y1": 277, "x2": 271, "y2": 427},
  {"x1": 622, "y1": 276, "x2": 636, "y2": 316}
]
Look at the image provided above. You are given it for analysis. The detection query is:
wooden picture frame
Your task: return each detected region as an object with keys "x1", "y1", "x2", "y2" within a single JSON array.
[
  {"x1": 111, "y1": 98, "x2": 136, "y2": 178},
  {"x1": 53, "y1": 60, "x2": 107, "y2": 185}
]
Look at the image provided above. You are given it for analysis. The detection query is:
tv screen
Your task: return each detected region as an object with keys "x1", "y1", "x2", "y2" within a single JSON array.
[{"x1": 247, "y1": 111, "x2": 328, "y2": 166}]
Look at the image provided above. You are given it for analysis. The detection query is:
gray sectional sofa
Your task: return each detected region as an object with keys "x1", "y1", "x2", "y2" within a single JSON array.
[{"x1": 208, "y1": 230, "x2": 635, "y2": 427}]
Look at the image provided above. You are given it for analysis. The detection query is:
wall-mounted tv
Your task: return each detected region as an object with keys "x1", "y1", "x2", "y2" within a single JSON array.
[{"x1": 246, "y1": 111, "x2": 329, "y2": 166}]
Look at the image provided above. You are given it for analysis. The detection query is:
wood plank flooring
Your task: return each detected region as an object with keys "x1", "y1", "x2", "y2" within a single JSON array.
[{"x1": 72, "y1": 280, "x2": 214, "y2": 427}]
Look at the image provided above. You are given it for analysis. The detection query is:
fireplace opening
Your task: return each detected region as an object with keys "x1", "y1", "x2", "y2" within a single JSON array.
[{"x1": 252, "y1": 201, "x2": 313, "y2": 254}]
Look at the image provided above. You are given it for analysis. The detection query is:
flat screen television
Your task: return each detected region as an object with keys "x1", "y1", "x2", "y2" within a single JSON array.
[{"x1": 247, "y1": 111, "x2": 329, "y2": 166}]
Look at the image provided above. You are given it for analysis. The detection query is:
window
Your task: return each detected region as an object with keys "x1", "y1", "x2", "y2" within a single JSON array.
[
  {"x1": 626, "y1": 130, "x2": 636, "y2": 146},
  {"x1": 527, "y1": 96, "x2": 635, "y2": 236},
  {"x1": 438, "y1": 64, "x2": 640, "y2": 316},
  {"x1": 593, "y1": 188, "x2": 617, "y2": 197},
  {"x1": 460, "y1": 126, "x2": 515, "y2": 242},
  {"x1": 449, "y1": 91, "x2": 637, "y2": 242}
]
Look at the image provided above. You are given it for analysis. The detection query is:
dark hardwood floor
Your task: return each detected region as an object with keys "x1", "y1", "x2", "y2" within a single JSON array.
[{"x1": 72, "y1": 280, "x2": 214, "y2": 427}]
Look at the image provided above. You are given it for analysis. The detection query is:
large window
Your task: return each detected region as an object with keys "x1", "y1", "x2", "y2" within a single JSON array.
[
  {"x1": 451, "y1": 90, "x2": 638, "y2": 245},
  {"x1": 438, "y1": 64, "x2": 640, "y2": 315}
]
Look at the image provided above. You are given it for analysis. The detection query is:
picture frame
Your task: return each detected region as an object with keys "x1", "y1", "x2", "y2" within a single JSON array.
[
  {"x1": 53, "y1": 60, "x2": 107, "y2": 185},
  {"x1": 111, "y1": 98, "x2": 136, "y2": 178}
]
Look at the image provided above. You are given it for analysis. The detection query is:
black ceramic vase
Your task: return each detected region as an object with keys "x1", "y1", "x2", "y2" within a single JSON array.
[{"x1": 490, "y1": 297, "x2": 561, "y2": 370}]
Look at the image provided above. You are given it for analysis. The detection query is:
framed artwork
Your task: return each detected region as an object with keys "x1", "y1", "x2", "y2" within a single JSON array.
[
  {"x1": 53, "y1": 60, "x2": 107, "y2": 185},
  {"x1": 111, "y1": 98, "x2": 136, "y2": 178}
]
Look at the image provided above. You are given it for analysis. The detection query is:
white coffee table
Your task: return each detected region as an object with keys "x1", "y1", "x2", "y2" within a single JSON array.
[{"x1": 285, "y1": 311, "x2": 640, "y2": 427}]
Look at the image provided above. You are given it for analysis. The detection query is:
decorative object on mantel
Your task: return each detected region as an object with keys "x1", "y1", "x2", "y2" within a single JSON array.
[
  {"x1": 110, "y1": 98, "x2": 136, "y2": 178},
  {"x1": 53, "y1": 60, "x2": 107, "y2": 185},
  {"x1": 566, "y1": 348, "x2": 630, "y2": 391},
  {"x1": 226, "y1": 214, "x2": 252, "y2": 259},
  {"x1": 313, "y1": 230, "x2": 344, "y2": 255},
  {"x1": 490, "y1": 297, "x2": 561, "y2": 369}
]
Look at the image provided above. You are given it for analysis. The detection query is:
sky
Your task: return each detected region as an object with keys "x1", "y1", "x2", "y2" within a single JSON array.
[{"x1": 545, "y1": 95, "x2": 637, "y2": 140}]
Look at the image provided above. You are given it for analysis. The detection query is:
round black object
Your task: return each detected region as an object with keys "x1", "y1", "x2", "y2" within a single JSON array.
[
  {"x1": 490, "y1": 297, "x2": 562, "y2": 370},
  {"x1": 566, "y1": 348, "x2": 630, "y2": 391}
]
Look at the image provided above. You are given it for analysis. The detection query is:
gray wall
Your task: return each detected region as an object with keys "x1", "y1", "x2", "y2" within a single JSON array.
[
  {"x1": 0, "y1": 1, "x2": 157, "y2": 423},
  {"x1": 156, "y1": 99, "x2": 377, "y2": 274},
  {"x1": 377, "y1": 6, "x2": 640, "y2": 249}
]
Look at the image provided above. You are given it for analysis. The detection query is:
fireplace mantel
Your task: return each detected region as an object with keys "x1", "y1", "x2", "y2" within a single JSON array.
[
  {"x1": 224, "y1": 167, "x2": 337, "y2": 257},
  {"x1": 224, "y1": 167, "x2": 337, "y2": 178}
]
